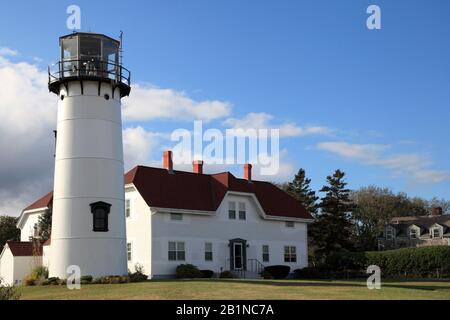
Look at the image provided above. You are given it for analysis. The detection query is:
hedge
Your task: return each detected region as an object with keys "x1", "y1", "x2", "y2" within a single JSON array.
[
  {"x1": 264, "y1": 265, "x2": 291, "y2": 279},
  {"x1": 296, "y1": 246, "x2": 450, "y2": 279},
  {"x1": 176, "y1": 264, "x2": 203, "y2": 278}
]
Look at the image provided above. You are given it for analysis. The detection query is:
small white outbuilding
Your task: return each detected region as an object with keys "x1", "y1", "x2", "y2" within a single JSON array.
[{"x1": 0, "y1": 241, "x2": 43, "y2": 286}]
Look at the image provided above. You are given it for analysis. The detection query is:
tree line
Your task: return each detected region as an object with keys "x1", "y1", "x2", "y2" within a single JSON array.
[{"x1": 278, "y1": 168, "x2": 450, "y2": 265}]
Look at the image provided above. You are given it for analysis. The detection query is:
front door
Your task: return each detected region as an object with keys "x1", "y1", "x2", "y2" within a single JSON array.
[
  {"x1": 229, "y1": 238, "x2": 247, "y2": 270},
  {"x1": 233, "y1": 243, "x2": 243, "y2": 270}
]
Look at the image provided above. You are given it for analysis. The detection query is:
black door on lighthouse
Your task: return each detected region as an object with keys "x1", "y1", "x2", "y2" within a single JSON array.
[{"x1": 229, "y1": 238, "x2": 247, "y2": 270}]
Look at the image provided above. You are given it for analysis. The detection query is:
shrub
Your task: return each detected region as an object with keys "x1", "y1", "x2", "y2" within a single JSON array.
[
  {"x1": 305, "y1": 246, "x2": 450, "y2": 279},
  {"x1": 129, "y1": 263, "x2": 148, "y2": 282},
  {"x1": 92, "y1": 277, "x2": 104, "y2": 284},
  {"x1": 219, "y1": 270, "x2": 234, "y2": 278},
  {"x1": 260, "y1": 270, "x2": 273, "y2": 279},
  {"x1": 176, "y1": 264, "x2": 203, "y2": 279},
  {"x1": 23, "y1": 266, "x2": 49, "y2": 286},
  {"x1": 92, "y1": 275, "x2": 130, "y2": 284},
  {"x1": 80, "y1": 275, "x2": 93, "y2": 284},
  {"x1": 42, "y1": 277, "x2": 61, "y2": 285},
  {"x1": 22, "y1": 274, "x2": 37, "y2": 286},
  {"x1": 0, "y1": 278, "x2": 21, "y2": 300},
  {"x1": 200, "y1": 270, "x2": 214, "y2": 278},
  {"x1": 264, "y1": 265, "x2": 291, "y2": 279},
  {"x1": 31, "y1": 266, "x2": 49, "y2": 280}
]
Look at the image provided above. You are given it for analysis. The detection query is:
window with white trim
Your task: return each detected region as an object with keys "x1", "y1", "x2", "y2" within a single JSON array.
[
  {"x1": 127, "y1": 242, "x2": 132, "y2": 261},
  {"x1": 125, "y1": 199, "x2": 131, "y2": 218},
  {"x1": 170, "y1": 213, "x2": 183, "y2": 221},
  {"x1": 284, "y1": 246, "x2": 297, "y2": 263},
  {"x1": 205, "y1": 242, "x2": 213, "y2": 261},
  {"x1": 409, "y1": 228, "x2": 418, "y2": 239},
  {"x1": 432, "y1": 227, "x2": 441, "y2": 238},
  {"x1": 228, "y1": 202, "x2": 236, "y2": 220},
  {"x1": 238, "y1": 202, "x2": 246, "y2": 220},
  {"x1": 168, "y1": 241, "x2": 185, "y2": 261},
  {"x1": 262, "y1": 245, "x2": 269, "y2": 262}
]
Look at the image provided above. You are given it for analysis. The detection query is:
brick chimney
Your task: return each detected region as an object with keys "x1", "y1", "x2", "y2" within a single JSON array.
[
  {"x1": 163, "y1": 150, "x2": 173, "y2": 173},
  {"x1": 193, "y1": 160, "x2": 203, "y2": 174},
  {"x1": 244, "y1": 163, "x2": 252, "y2": 182},
  {"x1": 432, "y1": 206, "x2": 443, "y2": 216}
]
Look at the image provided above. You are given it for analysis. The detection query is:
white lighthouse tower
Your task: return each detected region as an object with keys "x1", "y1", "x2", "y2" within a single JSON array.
[{"x1": 48, "y1": 32, "x2": 131, "y2": 278}]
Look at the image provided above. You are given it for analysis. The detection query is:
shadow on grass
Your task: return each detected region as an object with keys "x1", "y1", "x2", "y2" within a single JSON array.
[{"x1": 147, "y1": 278, "x2": 450, "y2": 292}]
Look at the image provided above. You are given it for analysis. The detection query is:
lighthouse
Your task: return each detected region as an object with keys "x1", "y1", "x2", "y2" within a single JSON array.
[{"x1": 48, "y1": 32, "x2": 130, "y2": 278}]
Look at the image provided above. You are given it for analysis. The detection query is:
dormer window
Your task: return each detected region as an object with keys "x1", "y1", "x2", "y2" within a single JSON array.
[
  {"x1": 432, "y1": 227, "x2": 442, "y2": 238},
  {"x1": 409, "y1": 228, "x2": 418, "y2": 239},
  {"x1": 90, "y1": 201, "x2": 111, "y2": 232}
]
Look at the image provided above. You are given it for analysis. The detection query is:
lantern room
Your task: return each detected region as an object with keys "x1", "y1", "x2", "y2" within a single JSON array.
[{"x1": 48, "y1": 32, "x2": 131, "y2": 97}]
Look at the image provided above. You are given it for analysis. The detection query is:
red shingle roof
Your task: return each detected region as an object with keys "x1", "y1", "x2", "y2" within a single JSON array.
[
  {"x1": 23, "y1": 191, "x2": 53, "y2": 211},
  {"x1": 24, "y1": 166, "x2": 313, "y2": 221},
  {"x1": 125, "y1": 166, "x2": 313, "y2": 220},
  {"x1": 6, "y1": 241, "x2": 43, "y2": 256}
]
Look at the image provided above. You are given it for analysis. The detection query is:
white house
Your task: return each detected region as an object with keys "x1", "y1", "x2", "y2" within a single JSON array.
[{"x1": 0, "y1": 151, "x2": 314, "y2": 284}]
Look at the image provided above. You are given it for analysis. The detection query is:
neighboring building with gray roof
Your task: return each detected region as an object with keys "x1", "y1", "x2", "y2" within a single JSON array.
[{"x1": 378, "y1": 207, "x2": 450, "y2": 250}]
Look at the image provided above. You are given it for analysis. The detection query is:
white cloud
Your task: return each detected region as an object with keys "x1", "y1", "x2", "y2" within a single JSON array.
[
  {"x1": 0, "y1": 55, "x2": 56, "y2": 216},
  {"x1": 122, "y1": 84, "x2": 232, "y2": 122},
  {"x1": 0, "y1": 47, "x2": 19, "y2": 57},
  {"x1": 318, "y1": 141, "x2": 449, "y2": 184},
  {"x1": 123, "y1": 126, "x2": 167, "y2": 170},
  {"x1": 224, "y1": 112, "x2": 331, "y2": 137}
]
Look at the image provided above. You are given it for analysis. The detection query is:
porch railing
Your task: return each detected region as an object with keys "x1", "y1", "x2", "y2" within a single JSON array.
[{"x1": 225, "y1": 258, "x2": 265, "y2": 278}]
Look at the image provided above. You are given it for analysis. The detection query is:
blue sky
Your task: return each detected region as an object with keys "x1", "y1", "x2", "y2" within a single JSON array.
[{"x1": 0, "y1": 0, "x2": 449, "y2": 214}]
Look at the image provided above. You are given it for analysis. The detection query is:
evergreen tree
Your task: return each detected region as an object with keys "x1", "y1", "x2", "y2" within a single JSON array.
[
  {"x1": 310, "y1": 169, "x2": 355, "y2": 260},
  {"x1": 0, "y1": 215, "x2": 20, "y2": 250},
  {"x1": 37, "y1": 207, "x2": 52, "y2": 241},
  {"x1": 286, "y1": 169, "x2": 319, "y2": 217}
]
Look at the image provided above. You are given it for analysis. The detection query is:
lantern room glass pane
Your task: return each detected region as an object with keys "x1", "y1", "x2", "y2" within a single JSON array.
[
  {"x1": 103, "y1": 40, "x2": 118, "y2": 63},
  {"x1": 80, "y1": 35, "x2": 101, "y2": 61},
  {"x1": 62, "y1": 37, "x2": 78, "y2": 77},
  {"x1": 62, "y1": 37, "x2": 78, "y2": 60}
]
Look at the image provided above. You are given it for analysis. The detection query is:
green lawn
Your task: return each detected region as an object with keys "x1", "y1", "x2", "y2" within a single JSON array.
[{"x1": 17, "y1": 279, "x2": 450, "y2": 300}]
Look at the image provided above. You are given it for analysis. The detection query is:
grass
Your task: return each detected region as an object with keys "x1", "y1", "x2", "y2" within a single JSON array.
[{"x1": 17, "y1": 279, "x2": 450, "y2": 300}]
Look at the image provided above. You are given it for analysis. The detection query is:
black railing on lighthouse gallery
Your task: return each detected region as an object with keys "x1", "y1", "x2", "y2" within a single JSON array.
[{"x1": 48, "y1": 59, "x2": 131, "y2": 97}]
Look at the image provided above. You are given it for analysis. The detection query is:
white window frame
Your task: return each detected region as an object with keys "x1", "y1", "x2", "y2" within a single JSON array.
[
  {"x1": 284, "y1": 246, "x2": 297, "y2": 263},
  {"x1": 432, "y1": 227, "x2": 441, "y2": 239},
  {"x1": 205, "y1": 242, "x2": 213, "y2": 261},
  {"x1": 168, "y1": 241, "x2": 185, "y2": 261},
  {"x1": 238, "y1": 202, "x2": 246, "y2": 220},
  {"x1": 125, "y1": 199, "x2": 131, "y2": 218},
  {"x1": 409, "y1": 227, "x2": 418, "y2": 239},
  {"x1": 262, "y1": 245, "x2": 269, "y2": 263},
  {"x1": 228, "y1": 201, "x2": 236, "y2": 220},
  {"x1": 127, "y1": 242, "x2": 132, "y2": 261}
]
